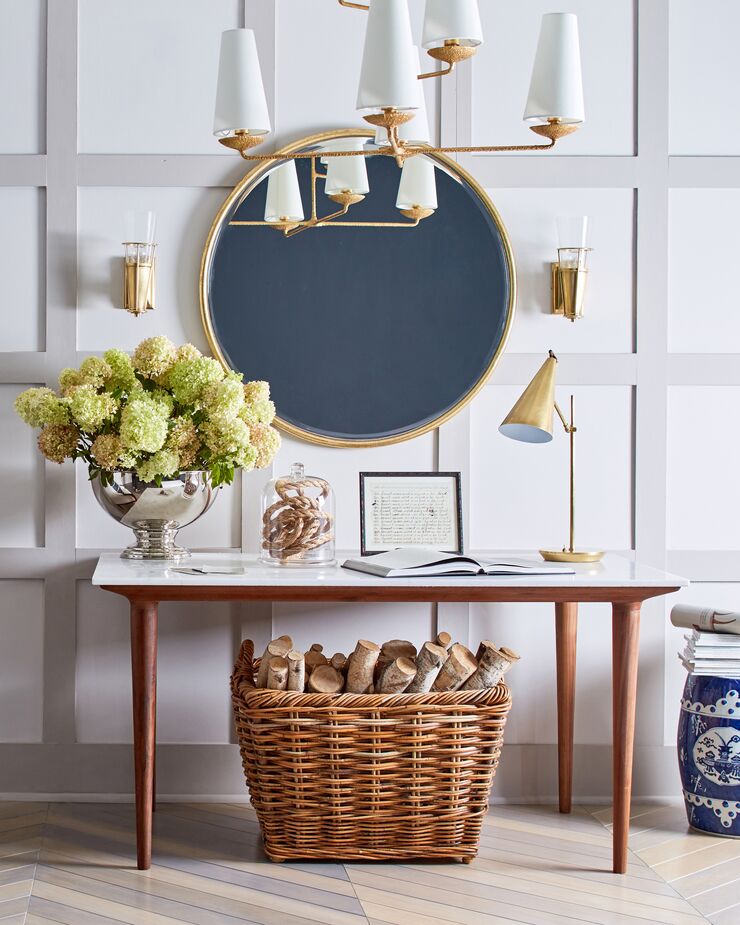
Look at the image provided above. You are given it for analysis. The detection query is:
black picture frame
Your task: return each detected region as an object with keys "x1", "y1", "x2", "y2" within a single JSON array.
[{"x1": 359, "y1": 471, "x2": 463, "y2": 556}]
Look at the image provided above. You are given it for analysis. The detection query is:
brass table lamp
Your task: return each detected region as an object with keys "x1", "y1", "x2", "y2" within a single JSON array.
[{"x1": 499, "y1": 350, "x2": 603, "y2": 563}]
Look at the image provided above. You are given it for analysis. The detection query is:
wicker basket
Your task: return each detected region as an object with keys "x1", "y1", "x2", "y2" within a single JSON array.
[{"x1": 231, "y1": 639, "x2": 512, "y2": 863}]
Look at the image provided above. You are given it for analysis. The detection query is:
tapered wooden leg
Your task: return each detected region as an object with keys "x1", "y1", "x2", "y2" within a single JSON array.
[
  {"x1": 555, "y1": 602, "x2": 578, "y2": 814},
  {"x1": 612, "y1": 600, "x2": 641, "y2": 874},
  {"x1": 130, "y1": 599, "x2": 158, "y2": 870}
]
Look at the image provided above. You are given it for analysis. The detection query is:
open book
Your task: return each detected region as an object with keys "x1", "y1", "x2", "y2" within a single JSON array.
[{"x1": 342, "y1": 547, "x2": 575, "y2": 578}]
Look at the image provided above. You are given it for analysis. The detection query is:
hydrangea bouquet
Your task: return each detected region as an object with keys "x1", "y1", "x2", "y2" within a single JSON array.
[{"x1": 14, "y1": 336, "x2": 281, "y2": 487}]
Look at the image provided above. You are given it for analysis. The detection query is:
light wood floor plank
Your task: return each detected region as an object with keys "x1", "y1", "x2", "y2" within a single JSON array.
[
  {"x1": 379, "y1": 858, "x2": 700, "y2": 914},
  {"x1": 704, "y1": 905, "x2": 740, "y2": 925},
  {"x1": 40, "y1": 850, "x2": 368, "y2": 924},
  {"x1": 689, "y1": 877, "x2": 740, "y2": 917},
  {"x1": 653, "y1": 840, "x2": 740, "y2": 882},
  {"x1": 348, "y1": 867, "x2": 706, "y2": 925},
  {"x1": 0, "y1": 896, "x2": 30, "y2": 919}
]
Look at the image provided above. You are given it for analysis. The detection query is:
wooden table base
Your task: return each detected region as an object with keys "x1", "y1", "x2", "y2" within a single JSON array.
[
  {"x1": 555, "y1": 602, "x2": 578, "y2": 815},
  {"x1": 130, "y1": 600, "x2": 158, "y2": 871},
  {"x1": 117, "y1": 584, "x2": 667, "y2": 874}
]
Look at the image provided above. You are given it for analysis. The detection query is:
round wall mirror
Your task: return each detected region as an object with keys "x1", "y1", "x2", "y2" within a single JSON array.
[{"x1": 200, "y1": 129, "x2": 515, "y2": 447}]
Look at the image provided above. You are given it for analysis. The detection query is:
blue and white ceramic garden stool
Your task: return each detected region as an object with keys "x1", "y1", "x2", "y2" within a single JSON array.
[{"x1": 678, "y1": 675, "x2": 740, "y2": 836}]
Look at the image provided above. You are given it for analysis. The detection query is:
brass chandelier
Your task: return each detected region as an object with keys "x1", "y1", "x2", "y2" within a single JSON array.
[{"x1": 213, "y1": 0, "x2": 585, "y2": 232}]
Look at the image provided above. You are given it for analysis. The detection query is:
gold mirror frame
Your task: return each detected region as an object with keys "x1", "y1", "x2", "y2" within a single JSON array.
[{"x1": 200, "y1": 128, "x2": 516, "y2": 448}]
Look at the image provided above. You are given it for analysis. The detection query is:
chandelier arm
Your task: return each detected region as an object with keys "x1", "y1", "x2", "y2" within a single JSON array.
[
  {"x1": 435, "y1": 139, "x2": 557, "y2": 154},
  {"x1": 337, "y1": 0, "x2": 369, "y2": 9},
  {"x1": 418, "y1": 63, "x2": 454, "y2": 81}
]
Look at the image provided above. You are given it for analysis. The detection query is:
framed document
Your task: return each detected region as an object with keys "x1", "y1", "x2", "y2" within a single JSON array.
[{"x1": 359, "y1": 472, "x2": 463, "y2": 556}]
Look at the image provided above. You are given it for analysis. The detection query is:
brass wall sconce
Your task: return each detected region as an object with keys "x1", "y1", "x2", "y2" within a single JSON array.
[
  {"x1": 551, "y1": 215, "x2": 591, "y2": 322},
  {"x1": 499, "y1": 350, "x2": 603, "y2": 564},
  {"x1": 122, "y1": 212, "x2": 156, "y2": 317}
]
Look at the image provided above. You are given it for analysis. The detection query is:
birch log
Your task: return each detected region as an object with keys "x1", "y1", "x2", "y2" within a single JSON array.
[
  {"x1": 308, "y1": 664, "x2": 344, "y2": 694},
  {"x1": 407, "y1": 642, "x2": 448, "y2": 693},
  {"x1": 346, "y1": 639, "x2": 380, "y2": 693},
  {"x1": 377, "y1": 639, "x2": 417, "y2": 674},
  {"x1": 431, "y1": 643, "x2": 477, "y2": 691},
  {"x1": 330, "y1": 652, "x2": 348, "y2": 673},
  {"x1": 463, "y1": 642, "x2": 520, "y2": 690},
  {"x1": 286, "y1": 649, "x2": 305, "y2": 692},
  {"x1": 304, "y1": 650, "x2": 329, "y2": 675},
  {"x1": 266, "y1": 656, "x2": 289, "y2": 690},
  {"x1": 435, "y1": 631, "x2": 452, "y2": 650},
  {"x1": 256, "y1": 636, "x2": 293, "y2": 687},
  {"x1": 377, "y1": 657, "x2": 417, "y2": 693}
]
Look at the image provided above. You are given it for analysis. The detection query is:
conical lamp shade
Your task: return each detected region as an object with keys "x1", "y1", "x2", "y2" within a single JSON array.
[{"x1": 499, "y1": 354, "x2": 557, "y2": 443}]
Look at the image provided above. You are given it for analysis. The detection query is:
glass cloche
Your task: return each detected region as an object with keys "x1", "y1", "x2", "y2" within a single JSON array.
[{"x1": 260, "y1": 462, "x2": 335, "y2": 567}]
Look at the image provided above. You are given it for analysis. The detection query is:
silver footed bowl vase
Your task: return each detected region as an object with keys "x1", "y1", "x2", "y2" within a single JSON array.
[{"x1": 91, "y1": 470, "x2": 219, "y2": 561}]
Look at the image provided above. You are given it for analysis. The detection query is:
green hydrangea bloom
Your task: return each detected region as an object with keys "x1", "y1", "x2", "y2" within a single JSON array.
[
  {"x1": 175, "y1": 343, "x2": 202, "y2": 363},
  {"x1": 135, "y1": 448, "x2": 180, "y2": 483},
  {"x1": 243, "y1": 380, "x2": 270, "y2": 404},
  {"x1": 201, "y1": 416, "x2": 251, "y2": 458},
  {"x1": 37, "y1": 424, "x2": 78, "y2": 464},
  {"x1": 132, "y1": 336, "x2": 177, "y2": 380},
  {"x1": 119, "y1": 399, "x2": 168, "y2": 453},
  {"x1": 145, "y1": 389, "x2": 175, "y2": 418},
  {"x1": 235, "y1": 443, "x2": 257, "y2": 471},
  {"x1": 103, "y1": 349, "x2": 138, "y2": 392},
  {"x1": 58, "y1": 368, "x2": 83, "y2": 396},
  {"x1": 90, "y1": 433, "x2": 123, "y2": 469},
  {"x1": 168, "y1": 356, "x2": 224, "y2": 406},
  {"x1": 250, "y1": 423, "x2": 281, "y2": 469},
  {"x1": 202, "y1": 374, "x2": 244, "y2": 421},
  {"x1": 68, "y1": 385, "x2": 118, "y2": 433},
  {"x1": 14, "y1": 387, "x2": 69, "y2": 427},
  {"x1": 79, "y1": 356, "x2": 112, "y2": 389},
  {"x1": 239, "y1": 398, "x2": 276, "y2": 427},
  {"x1": 166, "y1": 417, "x2": 201, "y2": 470}
]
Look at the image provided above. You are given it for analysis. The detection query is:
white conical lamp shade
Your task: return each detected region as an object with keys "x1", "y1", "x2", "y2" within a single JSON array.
[
  {"x1": 370, "y1": 47, "x2": 431, "y2": 148},
  {"x1": 422, "y1": 0, "x2": 483, "y2": 48},
  {"x1": 356, "y1": 0, "x2": 419, "y2": 112},
  {"x1": 264, "y1": 162, "x2": 304, "y2": 223},
  {"x1": 396, "y1": 156, "x2": 438, "y2": 211},
  {"x1": 324, "y1": 138, "x2": 370, "y2": 195},
  {"x1": 523, "y1": 13, "x2": 584, "y2": 125},
  {"x1": 213, "y1": 29, "x2": 271, "y2": 137}
]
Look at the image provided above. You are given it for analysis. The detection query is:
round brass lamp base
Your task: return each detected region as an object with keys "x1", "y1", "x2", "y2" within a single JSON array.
[{"x1": 540, "y1": 549, "x2": 604, "y2": 564}]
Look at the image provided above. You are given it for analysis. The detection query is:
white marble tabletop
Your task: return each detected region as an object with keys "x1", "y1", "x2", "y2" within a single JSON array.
[{"x1": 92, "y1": 552, "x2": 688, "y2": 590}]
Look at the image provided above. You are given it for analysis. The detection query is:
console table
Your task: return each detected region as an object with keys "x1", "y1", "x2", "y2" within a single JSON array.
[{"x1": 93, "y1": 552, "x2": 687, "y2": 873}]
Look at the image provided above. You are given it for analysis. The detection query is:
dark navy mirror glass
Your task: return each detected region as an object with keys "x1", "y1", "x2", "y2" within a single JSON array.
[{"x1": 202, "y1": 134, "x2": 514, "y2": 447}]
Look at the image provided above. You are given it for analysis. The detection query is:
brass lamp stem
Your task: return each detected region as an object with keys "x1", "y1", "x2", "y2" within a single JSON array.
[{"x1": 553, "y1": 395, "x2": 576, "y2": 554}]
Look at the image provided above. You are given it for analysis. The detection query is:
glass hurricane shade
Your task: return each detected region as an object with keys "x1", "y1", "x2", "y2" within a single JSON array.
[
  {"x1": 498, "y1": 353, "x2": 558, "y2": 444},
  {"x1": 213, "y1": 29, "x2": 271, "y2": 137},
  {"x1": 524, "y1": 13, "x2": 585, "y2": 125},
  {"x1": 396, "y1": 156, "x2": 438, "y2": 211},
  {"x1": 557, "y1": 215, "x2": 589, "y2": 248},
  {"x1": 324, "y1": 138, "x2": 370, "y2": 196},
  {"x1": 124, "y1": 210, "x2": 156, "y2": 244},
  {"x1": 422, "y1": 0, "x2": 484, "y2": 48},
  {"x1": 356, "y1": 0, "x2": 419, "y2": 112},
  {"x1": 264, "y1": 162, "x2": 305, "y2": 223}
]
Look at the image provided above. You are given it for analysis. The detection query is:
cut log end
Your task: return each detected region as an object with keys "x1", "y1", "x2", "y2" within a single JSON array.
[{"x1": 308, "y1": 664, "x2": 344, "y2": 694}]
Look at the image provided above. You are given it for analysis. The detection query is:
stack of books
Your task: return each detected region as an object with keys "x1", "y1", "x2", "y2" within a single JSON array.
[{"x1": 680, "y1": 628, "x2": 740, "y2": 677}]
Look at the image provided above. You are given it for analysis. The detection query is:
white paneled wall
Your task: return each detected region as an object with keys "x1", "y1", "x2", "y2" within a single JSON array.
[
  {"x1": 0, "y1": 0, "x2": 735, "y2": 800},
  {"x1": 0, "y1": 189, "x2": 45, "y2": 351}
]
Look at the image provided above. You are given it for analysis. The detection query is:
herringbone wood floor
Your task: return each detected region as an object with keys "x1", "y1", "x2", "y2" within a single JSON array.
[{"x1": 1, "y1": 800, "x2": 738, "y2": 924}]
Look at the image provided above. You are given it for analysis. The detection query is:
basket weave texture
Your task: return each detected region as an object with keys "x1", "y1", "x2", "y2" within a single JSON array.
[{"x1": 231, "y1": 639, "x2": 513, "y2": 862}]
